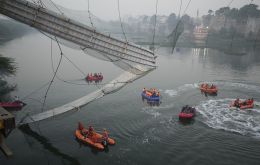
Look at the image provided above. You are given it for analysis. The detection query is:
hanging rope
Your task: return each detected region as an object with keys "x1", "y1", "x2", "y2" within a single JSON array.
[
  {"x1": 151, "y1": 0, "x2": 159, "y2": 52},
  {"x1": 170, "y1": 0, "x2": 184, "y2": 53},
  {"x1": 227, "y1": 0, "x2": 234, "y2": 7},
  {"x1": 32, "y1": 0, "x2": 47, "y2": 8},
  {"x1": 182, "y1": 0, "x2": 192, "y2": 15},
  {"x1": 87, "y1": 0, "x2": 94, "y2": 28},
  {"x1": 50, "y1": 39, "x2": 86, "y2": 77},
  {"x1": 41, "y1": 37, "x2": 63, "y2": 112},
  {"x1": 178, "y1": 0, "x2": 183, "y2": 18},
  {"x1": 117, "y1": 0, "x2": 128, "y2": 42},
  {"x1": 21, "y1": 81, "x2": 50, "y2": 101},
  {"x1": 48, "y1": 0, "x2": 64, "y2": 15}
]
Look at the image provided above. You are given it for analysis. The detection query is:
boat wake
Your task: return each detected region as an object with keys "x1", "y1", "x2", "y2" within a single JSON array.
[
  {"x1": 141, "y1": 103, "x2": 175, "y2": 118},
  {"x1": 205, "y1": 81, "x2": 260, "y2": 91},
  {"x1": 197, "y1": 98, "x2": 260, "y2": 138},
  {"x1": 164, "y1": 81, "x2": 260, "y2": 98},
  {"x1": 164, "y1": 83, "x2": 199, "y2": 97}
]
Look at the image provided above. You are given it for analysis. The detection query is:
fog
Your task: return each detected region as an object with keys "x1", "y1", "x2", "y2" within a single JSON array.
[{"x1": 52, "y1": 0, "x2": 260, "y2": 20}]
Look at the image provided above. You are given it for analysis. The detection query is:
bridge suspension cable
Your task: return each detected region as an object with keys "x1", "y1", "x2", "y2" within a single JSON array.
[{"x1": 0, "y1": 0, "x2": 157, "y2": 125}]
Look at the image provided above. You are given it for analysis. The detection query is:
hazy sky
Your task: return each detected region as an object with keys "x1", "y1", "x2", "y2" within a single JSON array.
[{"x1": 53, "y1": 0, "x2": 260, "y2": 20}]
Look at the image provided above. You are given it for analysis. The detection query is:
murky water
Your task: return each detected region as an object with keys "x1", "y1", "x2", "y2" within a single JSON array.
[{"x1": 1, "y1": 33, "x2": 260, "y2": 165}]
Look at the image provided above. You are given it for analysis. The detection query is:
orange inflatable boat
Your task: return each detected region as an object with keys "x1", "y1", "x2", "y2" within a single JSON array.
[
  {"x1": 229, "y1": 99, "x2": 254, "y2": 110},
  {"x1": 75, "y1": 122, "x2": 115, "y2": 150},
  {"x1": 200, "y1": 83, "x2": 218, "y2": 94}
]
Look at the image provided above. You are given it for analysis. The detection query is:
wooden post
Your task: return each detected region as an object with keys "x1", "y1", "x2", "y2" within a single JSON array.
[{"x1": 0, "y1": 133, "x2": 13, "y2": 157}]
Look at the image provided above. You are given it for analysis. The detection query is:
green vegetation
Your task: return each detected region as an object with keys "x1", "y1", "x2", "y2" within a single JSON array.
[
  {"x1": 215, "y1": 4, "x2": 260, "y2": 19},
  {"x1": 0, "y1": 55, "x2": 16, "y2": 76},
  {"x1": 0, "y1": 54, "x2": 16, "y2": 100}
]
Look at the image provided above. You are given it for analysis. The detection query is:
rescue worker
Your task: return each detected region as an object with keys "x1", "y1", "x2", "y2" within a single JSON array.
[
  {"x1": 88, "y1": 125, "x2": 94, "y2": 137},
  {"x1": 234, "y1": 98, "x2": 240, "y2": 108},
  {"x1": 78, "y1": 122, "x2": 88, "y2": 138},
  {"x1": 102, "y1": 128, "x2": 109, "y2": 141},
  {"x1": 143, "y1": 88, "x2": 146, "y2": 93},
  {"x1": 102, "y1": 128, "x2": 109, "y2": 146}
]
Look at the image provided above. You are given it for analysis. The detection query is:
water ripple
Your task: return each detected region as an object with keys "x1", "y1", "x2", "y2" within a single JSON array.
[{"x1": 196, "y1": 98, "x2": 260, "y2": 138}]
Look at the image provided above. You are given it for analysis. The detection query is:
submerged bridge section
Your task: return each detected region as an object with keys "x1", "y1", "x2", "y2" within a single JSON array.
[
  {"x1": 0, "y1": 0, "x2": 156, "y2": 73},
  {"x1": 18, "y1": 71, "x2": 148, "y2": 125}
]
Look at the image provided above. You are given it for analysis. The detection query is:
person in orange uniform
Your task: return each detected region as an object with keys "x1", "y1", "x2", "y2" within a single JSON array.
[
  {"x1": 102, "y1": 128, "x2": 109, "y2": 146},
  {"x1": 88, "y1": 125, "x2": 94, "y2": 138},
  {"x1": 78, "y1": 122, "x2": 88, "y2": 138},
  {"x1": 102, "y1": 129, "x2": 109, "y2": 140}
]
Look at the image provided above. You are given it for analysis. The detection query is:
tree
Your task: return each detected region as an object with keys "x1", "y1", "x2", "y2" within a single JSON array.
[
  {"x1": 142, "y1": 15, "x2": 149, "y2": 24},
  {"x1": 0, "y1": 55, "x2": 16, "y2": 99},
  {"x1": 215, "y1": 7, "x2": 230, "y2": 16},
  {"x1": 238, "y1": 4, "x2": 260, "y2": 18},
  {"x1": 208, "y1": 9, "x2": 213, "y2": 15},
  {"x1": 167, "y1": 13, "x2": 177, "y2": 31},
  {"x1": 202, "y1": 14, "x2": 212, "y2": 27},
  {"x1": 0, "y1": 55, "x2": 16, "y2": 76},
  {"x1": 228, "y1": 8, "x2": 239, "y2": 19},
  {"x1": 150, "y1": 15, "x2": 156, "y2": 26}
]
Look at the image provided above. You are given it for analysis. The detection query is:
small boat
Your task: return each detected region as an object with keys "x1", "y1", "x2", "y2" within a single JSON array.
[
  {"x1": 229, "y1": 99, "x2": 254, "y2": 110},
  {"x1": 141, "y1": 89, "x2": 160, "y2": 102},
  {"x1": 86, "y1": 73, "x2": 103, "y2": 82},
  {"x1": 75, "y1": 123, "x2": 115, "y2": 150},
  {"x1": 86, "y1": 75, "x2": 103, "y2": 82},
  {"x1": 200, "y1": 83, "x2": 218, "y2": 94},
  {"x1": 0, "y1": 100, "x2": 26, "y2": 109},
  {"x1": 179, "y1": 106, "x2": 196, "y2": 119}
]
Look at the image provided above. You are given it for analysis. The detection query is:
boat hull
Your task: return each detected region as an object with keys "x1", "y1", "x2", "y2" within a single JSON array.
[
  {"x1": 141, "y1": 92, "x2": 160, "y2": 102},
  {"x1": 0, "y1": 101, "x2": 25, "y2": 109},
  {"x1": 200, "y1": 87, "x2": 218, "y2": 94},
  {"x1": 75, "y1": 129, "x2": 115, "y2": 150},
  {"x1": 229, "y1": 101, "x2": 254, "y2": 110}
]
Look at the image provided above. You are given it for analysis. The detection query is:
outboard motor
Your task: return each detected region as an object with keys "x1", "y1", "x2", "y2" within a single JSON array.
[{"x1": 102, "y1": 139, "x2": 108, "y2": 147}]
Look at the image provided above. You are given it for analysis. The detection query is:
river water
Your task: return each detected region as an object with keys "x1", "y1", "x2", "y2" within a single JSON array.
[{"x1": 1, "y1": 33, "x2": 260, "y2": 165}]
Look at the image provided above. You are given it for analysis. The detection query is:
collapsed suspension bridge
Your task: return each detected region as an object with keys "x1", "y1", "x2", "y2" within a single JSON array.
[{"x1": 0, "y1": 0, "x2": 157, "y2": 125}]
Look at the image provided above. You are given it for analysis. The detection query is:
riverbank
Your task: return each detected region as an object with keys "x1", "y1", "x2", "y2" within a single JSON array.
[
  {"x1": 0, "y1": 19, "x2": 33, "y2": 43},
  {"x1": 135, "y1": 38, "x2": 260, "y2": 51}
]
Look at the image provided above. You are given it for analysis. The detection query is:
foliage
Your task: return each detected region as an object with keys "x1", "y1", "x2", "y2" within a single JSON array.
[
  {"x1": 167, "y1": 13, "x2": 177, "y2": 31},
  {"x1": 0, "y1": 54, "x2": 16, "y2": 76},
  {"x1": 215, "y1": 4, "x2": 260, "y2": 19},
  {"x1": 0, "y1": 54, "x2": 17, "y2": 100}
]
